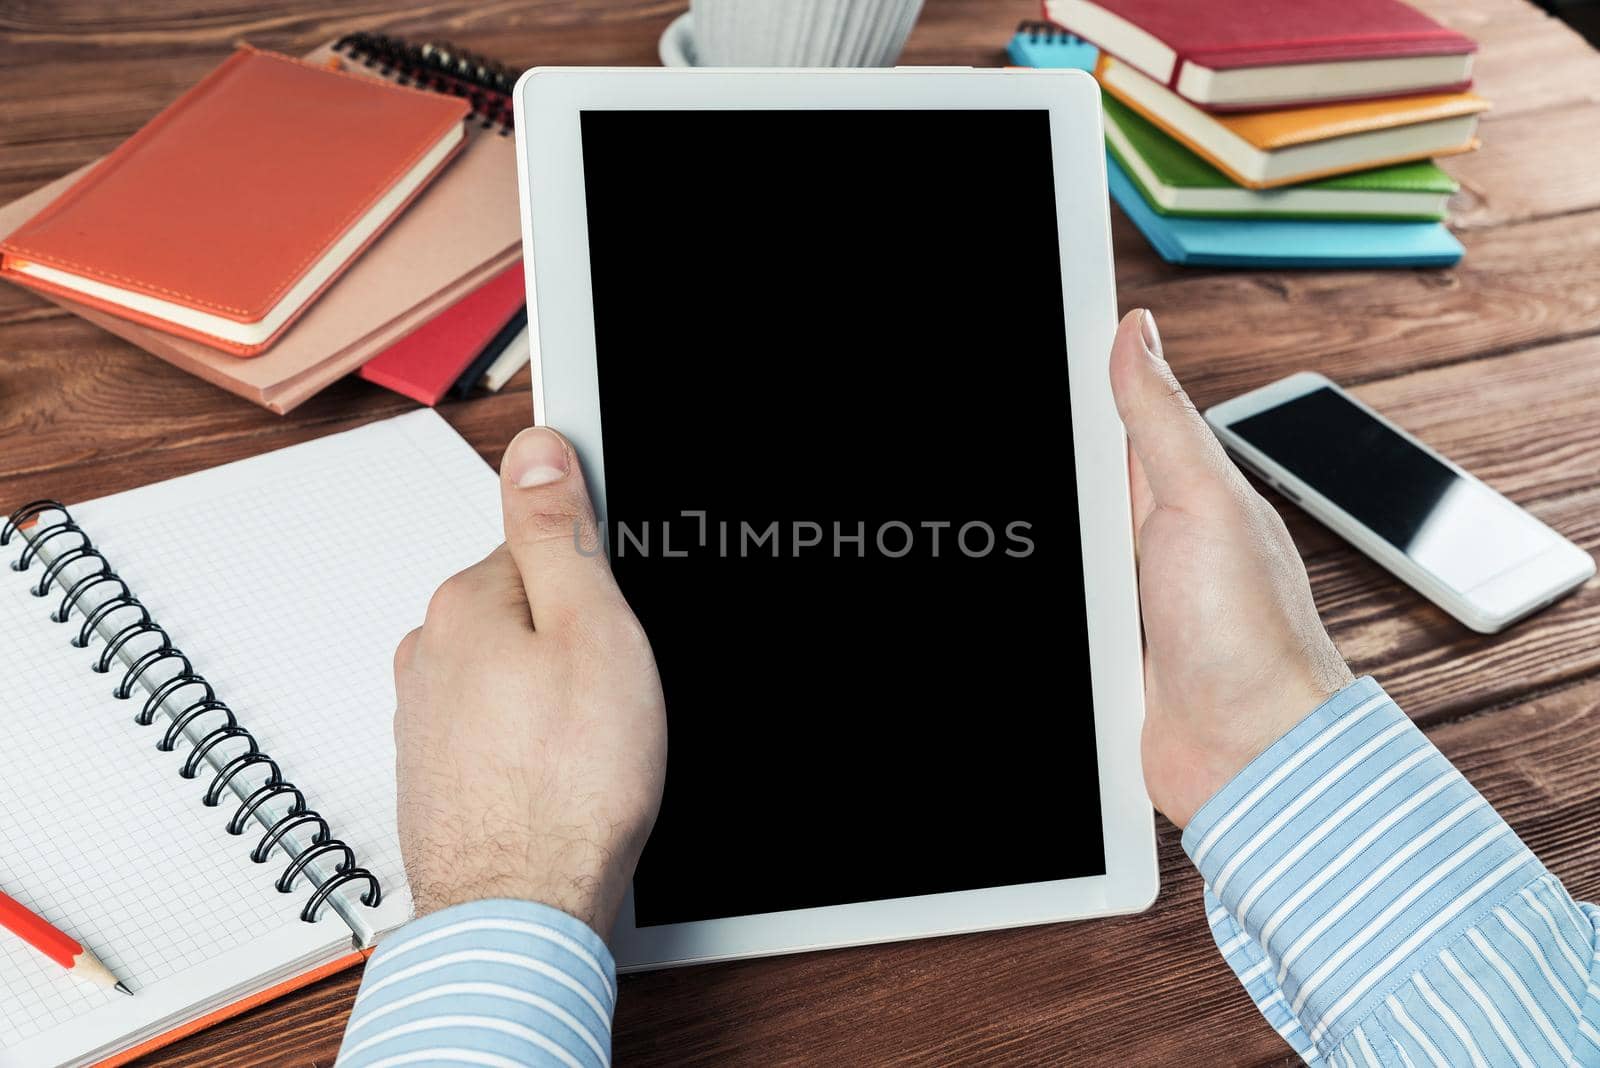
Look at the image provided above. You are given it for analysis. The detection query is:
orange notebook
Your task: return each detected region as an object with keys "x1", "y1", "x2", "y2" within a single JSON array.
[
  {"x1": 1096, "y1": 54, "x2": 1489, "y2": 189},
  {"x1": 0, "y1": 46, "x2": 468, "y2": 355},
  {"x1": 0, "y1": 411, "x2": 502, "y2": 1066}
]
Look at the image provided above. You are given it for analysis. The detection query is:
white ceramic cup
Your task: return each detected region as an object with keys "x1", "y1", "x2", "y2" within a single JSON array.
[{"x1": 690, "y1": 0, "x2": 926, "y2": 67}]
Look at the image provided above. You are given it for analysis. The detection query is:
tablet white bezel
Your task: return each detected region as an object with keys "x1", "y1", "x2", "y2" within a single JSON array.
[{"x1": 513, "y1": 67, "x2": 1155, "y2": 971}]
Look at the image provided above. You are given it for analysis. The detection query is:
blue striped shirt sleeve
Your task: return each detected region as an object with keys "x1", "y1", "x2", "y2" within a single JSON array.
[
  {"x1": 1185, "y1": 676, "x2": 1600, "y2": 1066},
  {"x1": 335, "y1": 898, "x2": 617, "y2": 1068}
]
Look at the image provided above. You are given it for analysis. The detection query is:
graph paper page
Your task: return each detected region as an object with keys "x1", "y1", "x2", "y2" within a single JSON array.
[
  {"x1": 0, "y1": 410, "x2": 503, "y2": 1065},
  {"x1": 0, "y1": 517, "x2": 346, "y2": 1065},
  {"x1": 71, "y1": 409, "x2": 504, "y2": 939}
]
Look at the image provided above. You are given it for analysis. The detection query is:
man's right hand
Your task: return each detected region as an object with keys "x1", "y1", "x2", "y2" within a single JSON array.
[{"x1": 1109, "y1": 309, "x2": 1354, "y2": 829}]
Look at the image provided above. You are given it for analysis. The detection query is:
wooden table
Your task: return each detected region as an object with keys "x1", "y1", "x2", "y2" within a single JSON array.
[{"x1": 3, "y1": 1, "x2": 1597, "y2": 1063}]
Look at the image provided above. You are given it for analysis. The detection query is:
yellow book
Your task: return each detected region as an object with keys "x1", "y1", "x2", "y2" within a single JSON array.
[{"x1": 1094, "y1": 54, "x2": 1488, "y2": 189}]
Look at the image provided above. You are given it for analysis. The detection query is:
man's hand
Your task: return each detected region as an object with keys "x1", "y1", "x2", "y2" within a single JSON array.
[
  {"x1": 1110, "y1": 309, "x2": 1353, "y2": 829},
  {"x1": 393, "y1": 426, "x2": 667, "y2": 939}
]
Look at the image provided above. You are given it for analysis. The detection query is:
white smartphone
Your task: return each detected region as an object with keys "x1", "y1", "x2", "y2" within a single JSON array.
[{"x1": 1205, "y1": 372, "x2": 1594, "y2": 634}]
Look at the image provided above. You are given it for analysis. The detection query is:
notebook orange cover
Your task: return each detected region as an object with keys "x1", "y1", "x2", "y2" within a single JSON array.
[
  {"x1": 96, "y1": 950, "x2": 370, "y2": 1068},
  {"x1": 0, "y1": 46, "x2": 468, "y2": 356},
  {"x1": 0, "y1": 413, "x2": 510, "y2": 1064},
  {"x1": 1096, "y1": 54, "x2": 1488, "y2": 188}
]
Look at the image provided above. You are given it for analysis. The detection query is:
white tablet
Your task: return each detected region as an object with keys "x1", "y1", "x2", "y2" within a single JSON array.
[{"x1": 512, "y1": 67, "x2": 1155, "y2": 971}]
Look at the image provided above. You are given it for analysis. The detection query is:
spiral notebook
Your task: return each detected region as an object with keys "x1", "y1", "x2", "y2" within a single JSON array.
[{"x1": 0, "y1": 410, "x2": 503, "y2": 1067}]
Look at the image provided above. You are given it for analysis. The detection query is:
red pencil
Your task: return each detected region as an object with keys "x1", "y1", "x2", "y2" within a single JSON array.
[{"x1": 0, "y1": 889, "x2": 132, "y2": 994}]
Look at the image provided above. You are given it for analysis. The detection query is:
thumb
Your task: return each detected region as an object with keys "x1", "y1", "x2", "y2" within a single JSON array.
[
  {"x1": 1108, "y1": 308, "x2": 1235, "y2": 510},
  {"x1": 499, "y1": 426, "x2": 618, "y2": 630}
]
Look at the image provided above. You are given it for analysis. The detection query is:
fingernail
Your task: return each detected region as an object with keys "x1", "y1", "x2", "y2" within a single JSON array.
[
  {"x1": 1139, "y1": 309, "x2": 1162, "y2": 357},
  {"x1": 506, "y1": 427, "x2": 569, "y2": 488}
]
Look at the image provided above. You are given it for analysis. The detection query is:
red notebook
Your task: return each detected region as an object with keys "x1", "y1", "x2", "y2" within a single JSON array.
[
  {"x1": 1042, "y1": 0, "x2": 1477, "y2": 111},
  {"x1": 0, "y1": 47, "x2": 468, "y2": 355},
  {"x1": 358, "y1": 261, "x2": 525, "y2": 405}
]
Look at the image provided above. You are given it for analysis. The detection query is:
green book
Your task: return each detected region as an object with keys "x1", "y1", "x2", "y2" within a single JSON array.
[{"x1": 1103, "y1": 95, "x2": 1458, "y2": 221}]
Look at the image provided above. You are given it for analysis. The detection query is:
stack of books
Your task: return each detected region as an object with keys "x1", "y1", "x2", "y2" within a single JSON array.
[
  {"x1": 1010, "y1": 0, "x2": 1488, "y2": 268},
  {"x1": 0, "y1": 34, "x2": 530, "y2": 413}
]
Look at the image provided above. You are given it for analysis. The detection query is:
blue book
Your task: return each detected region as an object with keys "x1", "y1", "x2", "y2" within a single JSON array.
[
  {"x1": 1006, "y1": 23, "x2": 1098, "y2": 71},
  {"x1": 1107, "y1": 155, "x2": 1464, "y2": 269}
]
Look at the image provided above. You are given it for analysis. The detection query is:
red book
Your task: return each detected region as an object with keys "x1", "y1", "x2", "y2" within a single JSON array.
[
  {"x1": 358, "y1": 261, "x2": 524, "y2": 405},
  {"x1": 1042, "y1": 0, "x2": 1477, "y2": 111}
]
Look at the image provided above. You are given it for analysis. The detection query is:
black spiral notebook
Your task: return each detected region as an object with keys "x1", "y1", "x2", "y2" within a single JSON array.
[
  {"x1": 0, "y1": 411, "x2": 502, "y2": 1066},
  {"x1": 330, "y1": 31, "x2": 518, "y2": 134}
]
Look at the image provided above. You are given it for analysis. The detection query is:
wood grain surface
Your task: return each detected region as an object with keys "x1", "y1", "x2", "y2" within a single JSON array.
[{"x1": 1, "y1": 0, "x2": 1597, "y2": 1064}]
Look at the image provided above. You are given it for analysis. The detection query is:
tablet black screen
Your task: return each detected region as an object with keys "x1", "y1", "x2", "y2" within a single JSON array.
[{"x1": 579, "y1": 109, "x2": 1104, "y2": 926}]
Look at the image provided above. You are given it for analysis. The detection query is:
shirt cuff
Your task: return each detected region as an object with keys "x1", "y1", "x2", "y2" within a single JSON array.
[
  {"x1": 337, "y1": 899, "x2": 617, "y2": 1068},
  {"x1": 1182, "y1": 676, "x2": 1541, "y2": 1054}
]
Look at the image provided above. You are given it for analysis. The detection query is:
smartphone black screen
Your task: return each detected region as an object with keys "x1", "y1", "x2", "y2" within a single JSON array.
[{"x1": 1229, "y1": 386, "x2": 1555, "y2": 593}]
